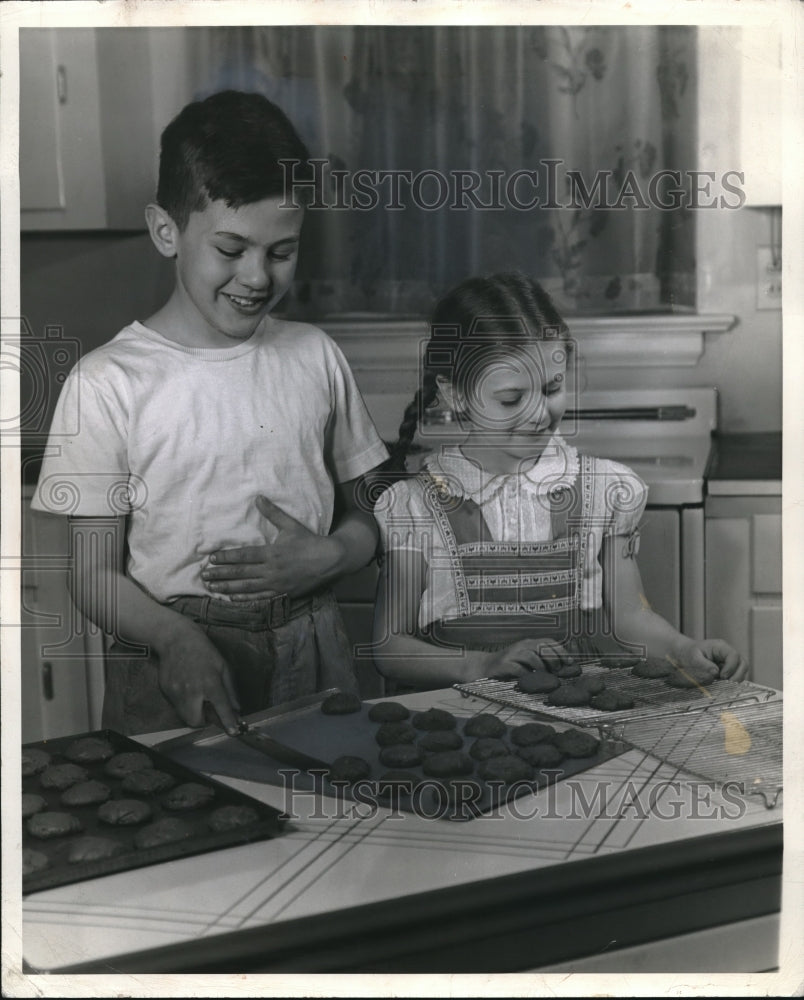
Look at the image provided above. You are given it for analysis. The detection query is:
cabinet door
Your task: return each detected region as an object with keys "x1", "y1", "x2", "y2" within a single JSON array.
[{"x1": 20, "y1": 28, "x2": 107, "y2": 230}]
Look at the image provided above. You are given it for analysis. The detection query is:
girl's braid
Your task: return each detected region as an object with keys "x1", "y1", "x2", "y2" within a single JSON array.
[{"x1": 385, "y1": 369, "x2": 440, "y2": 474}]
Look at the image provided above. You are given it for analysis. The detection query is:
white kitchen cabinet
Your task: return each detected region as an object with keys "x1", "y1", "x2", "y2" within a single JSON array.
[
  {"x1": 21, "y1": 494, "x2": 105, "y2": 741},
  {"x1": 705, "y1": 495, "x2": 782, "y2": 689},
  {"x1": 20, "y1": 28, "x2": 190, "y2": 231}
]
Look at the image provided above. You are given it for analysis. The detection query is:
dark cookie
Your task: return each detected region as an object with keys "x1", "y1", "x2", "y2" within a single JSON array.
[
  {"x1": 104, "y1": 752, "x2": 154, "y2": 779},
  {"x1": 64, "y1": 736, "x2": 114, "y2": 763},
  {"x1": 68, "y1": 837, "x2": 126, "y2": 864},
  {"x1": 368, "y1": 701, "x2": 410, "y2": 723},
  {"x1": 545, "y1": 683, "x2": 593, "y2": 707},
  {"x1": 21, "y1": 748, "x2": 51, "y2": 777},
  {"x1": 510, "y1": 722, "x2": 557, "y2": 746},
  {"x1": 631, "y1": 658, "x2": 674, "y2": 679},
  {"x1": 589, "y1": 690, "x2": 635, "y2": 712},
  {"x1": 328, "y1": 756, "x2": 372, "y2": 783},
  {"x1": 22, "y1": 848, "x2": 50, "y2": 876},
  {"x1": 40, "y1": 763, "x2": 89, "y2": 791},
  {"x1": 61, "y1": 780, "x2": 112, "y2": 807},
  {"x1": 422, "y1": 751, "x2": 473, "y2": 778},
  {"x1": 121, "y1": 769, "x2": 176, "y2": 795},
  {"x1": 516, "y1": 744, "x2": 564, "y2": 768},
  {"x1": 411, "y1": 708, "x2": 457, "y2": 731},
  {"x1": 207, "y1": 805, "x2": 260, "y2": 832},
  {"x1": 479, "y1": 754, "x2": 534, "y2": 784},
  {"x1": 27, "y1": 811, "x2": 83, "y2": 840},
  {"x1": 554, "y1": 729, "x2": 600, "y2": 758},
  {"x1": 516, "y1": 670, "x2": 561, "y2": 694},
  {"x1": 548, "y1": 662, "x2": 583, "y2": 679},
  {"x1": 375, "y1": 722, "x2": 417, "y2": 747},
  {"x1": 379, "y1": 744, "x2": 423, "y2": 769},
  {"x1": 22, "y1": 793, "x2": 47, "y2": 819},
  {"x1": 98, "y1": 798, "x2": 153, "y2": 825},
  {"x1": 469, "y1": 738, "x2": 509, "y2": 762},
  {"x1": 463, "y1": 713, "x2": 507, "y2": 738},
  {"x1": 419, "y1": 730, "x2": 464, "y2": 754},
  {"x1": 576, "y1": 673, "x2": 606, "y2": 695},
  {"x1": 163, "y1": 782, "x2": 215, "y2": 811},
  {"x1": 135, "y1": 818, "x2": 194, "y2": 849},
  {"x1": 321, "y1": 691, "x2": 362, "y2": 715},
  {"x1": 664, "y1": 665, "x2": 719, "y2": 689}
]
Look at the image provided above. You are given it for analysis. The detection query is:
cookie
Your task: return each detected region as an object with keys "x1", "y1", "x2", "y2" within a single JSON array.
[
  {"x1": 368, "y1": 701, "x2": 410, "y2": 723},
  {"x1": 375, "y1": 722, "x2": 417, "y2": 747},
  {"x1": 418, "y1": 730, "x2": 464, "y2": 753},
  {"x1": 61, "y1": 780, "x2": 112, "y2": 807},
  {"x1": 97, "y1": 798, "x2": 153, "y2": 826},
  {"x1": 469, "y1": 737, "x2": 509, "y2": 762},
  {"x1": 665, "y1": 665, "x2": 719, "y2": 689},
  {"x1": 545, "y1": 683, "x2": 593, "y2": 707},
  {"x1": 27, "y1": 811, "x2": 83, "y2": 840},
  {"x1": 548, "y1": 662, "x2": 583, "y2": 679},
  {"x1": 134, "y1": 817, "x2": 194, "y2": 849},
  {"x1": 479, "y1": 754, "x2": 533, "y2": 784},
  {"x1": 64, "y1": 736, "x2": 115, "y2": 763},
  {"x1": 510, "y1": 722, "x2": 557, "y2": 747},
  {"x1": 422, "y1": 751, "x2": 473, "y2": 778},
  {"x1": 554, "y1": 729, "x2": 600, "y2": 758},
  {"x1": 463, "y1": 713, "x2": 508, "y2": 738},
  {"x1": 163, "y1": 782, "x2": 216, "y2": 811},
  {"x1": 379, "y1": 744, "x2": 423, "y2": 768},
  {"x1": 321, "y1": 691, "x2": 362, "y2": 715},
  {"x1": 121, "y1": 769, "x2": 176, "y2": 795},
  {"x1": 21, "y1": 748, "x2": 51, "y2": 777},
  {"x1": 328, "y1": 756, "x2": 372, "y2": 783},
  {"x1": 600, "y1": 654, "x2": 641, "y2": 669},
  {"x1": 22, "y1": 848, "x2": 50, "y2": 876},
  {"x1": 68, "y1": 837, "x2": 126, "y2": 864},
  {"x1": 40, "y1": 763, "x2": 89, "y2": 791},
  {"x1": 207, "y1": 805, "x2": 260, "y2": 833},
  {"x1": 412, "y1": 708, "x2": 458, "y2": 731},
  {"x1": 577, "y1": 673, "x2": 606, "y2": 695},
  {"x1": 516, "y1": 744, "x2": 564, "y2": 768},
  {"x1": 104, "y1": 752, "x2": 154, "y2": 779},
  {"x1": 516, "y1": 669, "x2": 561, "y2": 694},
  {"x1": 631, "y1": 658, "x2": 673, "y2": 679},
  {"x1": 22, "y1": 793, "x2": 47, "y2": 819},
  {"x1": 589, "y1": 690, "x2": 635, "y2": 712}
]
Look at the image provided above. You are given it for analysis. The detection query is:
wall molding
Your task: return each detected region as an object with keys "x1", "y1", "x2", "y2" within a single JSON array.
[{"x1": 322, "y1": 313, "x2": 736, "y2": 372}]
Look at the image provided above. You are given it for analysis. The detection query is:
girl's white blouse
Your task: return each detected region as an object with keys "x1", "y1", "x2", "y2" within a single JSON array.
[{"x1": 374, "y1": 435, "x2": 648, "y2": 626}]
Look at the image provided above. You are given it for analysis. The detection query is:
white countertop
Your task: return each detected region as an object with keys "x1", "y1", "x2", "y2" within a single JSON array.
[{"x1": 21, "y1": 687, "x2": 782, "y2": 974}]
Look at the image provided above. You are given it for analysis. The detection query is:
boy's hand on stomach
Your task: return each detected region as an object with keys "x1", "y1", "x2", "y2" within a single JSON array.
[
  {"x1": 202, "y1": 496, "x2": 341, "y2": 600},
  {"x1": 155, "y1": 625, "x2": 241, "y2": 733},
  {"x1": 672, "y1": 638, "x2": 750, "y2": 683},
  {"x1": 485, "y1": 639, "x2": 571, "y2": 680}
]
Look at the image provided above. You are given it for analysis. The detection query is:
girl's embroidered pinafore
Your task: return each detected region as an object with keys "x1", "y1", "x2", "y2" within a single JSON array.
[{"x1": 418, "y1": 455, "x2": 610, "y2": 655}]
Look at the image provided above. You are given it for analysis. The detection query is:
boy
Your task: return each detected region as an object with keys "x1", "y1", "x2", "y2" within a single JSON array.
[{"x1": 32, "y1": 91, "x2": 388, "y2": 735}]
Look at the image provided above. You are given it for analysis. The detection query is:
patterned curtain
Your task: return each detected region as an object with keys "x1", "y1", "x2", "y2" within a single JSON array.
[{"x1": 187, "y1": 26, "x2": 696, "y2": 317}]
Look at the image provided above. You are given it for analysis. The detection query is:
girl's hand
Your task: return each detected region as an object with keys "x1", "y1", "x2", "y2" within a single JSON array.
[
  {"x1": 201, "y1": 496, "x2": 342, "y2": 600},
  {"x1": 485, "y1": 638, "x2": 572, "y2": 679},
  {"x1": 674, "y1": 638, "x2": 750, "y2": 682}
]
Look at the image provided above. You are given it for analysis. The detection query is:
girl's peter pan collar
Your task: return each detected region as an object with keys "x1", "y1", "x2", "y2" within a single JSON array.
[{"x1": 424, "y1": 435, "x2": 580, "y2": 505}]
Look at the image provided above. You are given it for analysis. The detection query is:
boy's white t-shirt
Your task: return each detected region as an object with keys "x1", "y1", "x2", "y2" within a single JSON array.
[{"x1": 32, "y1": 317, "x2": 388, "y2": 603}]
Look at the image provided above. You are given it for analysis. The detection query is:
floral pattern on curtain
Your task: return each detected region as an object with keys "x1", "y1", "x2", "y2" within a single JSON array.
[{"x1": 187, "y1": 25, "x2": 697, "y2": 317}]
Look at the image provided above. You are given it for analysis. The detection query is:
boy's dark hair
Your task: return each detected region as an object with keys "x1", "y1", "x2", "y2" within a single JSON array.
[{"x1": 157, "y1": 90, "x2": 313, "y2": 230}]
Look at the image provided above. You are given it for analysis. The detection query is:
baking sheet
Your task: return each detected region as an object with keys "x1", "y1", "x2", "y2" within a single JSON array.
[
  {"x1": 160, "y1": 693, "x2": 624, "y2": 821},
  {"x1": 21, "y1": 730, "x2": 286, "y2": 895},
  {"x1": 454, "y1": 668, "x2": 778, "y2": 728}
]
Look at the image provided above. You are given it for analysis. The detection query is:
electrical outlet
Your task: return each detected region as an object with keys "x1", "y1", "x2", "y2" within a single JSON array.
[{"x1": 756, "y1": 246, "x2": 782, "y2": 310}]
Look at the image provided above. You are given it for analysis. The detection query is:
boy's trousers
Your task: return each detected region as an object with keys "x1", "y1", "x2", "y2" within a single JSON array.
[{"x1": 101, "y1": 590, "x2": 359, "y2": 735}]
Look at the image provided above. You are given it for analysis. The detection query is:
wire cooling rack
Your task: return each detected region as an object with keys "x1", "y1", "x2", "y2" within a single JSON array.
[
  {"x1": 454, "y1": 669, "x2": 778, "y2": 728},
  {"x1": 610, "y1": 699, "x2": 783, "y2": 808}
]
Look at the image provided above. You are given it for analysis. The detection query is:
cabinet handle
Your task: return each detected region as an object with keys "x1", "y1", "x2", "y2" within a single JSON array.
[
  {"x1": 56, "y1": 65, "x2": 67, "y2": 105},
  {"x1": 42, "y1": 662, "x2": 54, "y2": 701}
]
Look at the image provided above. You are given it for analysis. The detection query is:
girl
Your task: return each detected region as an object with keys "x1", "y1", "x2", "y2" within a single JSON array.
[{"x1": 372, "y1": 273, "x2": 748, "y2": 691}]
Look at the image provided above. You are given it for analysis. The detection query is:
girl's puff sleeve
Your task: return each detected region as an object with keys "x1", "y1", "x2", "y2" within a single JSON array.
[
  {"x1": 597, "y1": 459, "x2": 649, "y2": 537},
  {"x1": 373, "y1": 478, "x2": 433, "y2": 556}
]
